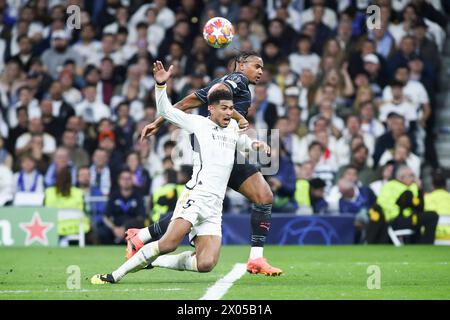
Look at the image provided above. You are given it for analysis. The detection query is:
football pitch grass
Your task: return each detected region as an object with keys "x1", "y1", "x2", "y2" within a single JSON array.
[{"x1": 1, "y1": 245, "x2": 450, "y2": 300}]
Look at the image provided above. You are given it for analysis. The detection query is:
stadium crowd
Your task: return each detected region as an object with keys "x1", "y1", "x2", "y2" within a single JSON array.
[{"x1": 0, "y1": 0, "x2": 450, "y2": 244}]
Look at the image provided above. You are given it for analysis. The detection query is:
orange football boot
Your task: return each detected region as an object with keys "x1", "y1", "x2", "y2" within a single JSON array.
[
  {"x1": 247, "y1": 257, "x2": 283, "y2": 276},
  {"x1": 125, "y1": 228, "x2": 144, "y2": 260}
]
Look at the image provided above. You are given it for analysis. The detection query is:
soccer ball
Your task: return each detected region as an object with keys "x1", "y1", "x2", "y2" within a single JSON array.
[{"x1": 203, "y1": 17, "x2": 234, "y2": 49}]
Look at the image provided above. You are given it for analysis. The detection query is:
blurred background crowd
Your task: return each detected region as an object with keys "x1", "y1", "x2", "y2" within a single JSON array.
[{"x1": 0, "y1": 0, "x2": 450, "y2": 244}]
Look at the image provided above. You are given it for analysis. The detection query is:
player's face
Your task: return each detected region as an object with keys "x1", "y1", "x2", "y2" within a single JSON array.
[
  {"x1": 240, "y1": 56, "x2": 264, "y2": 84},
  {"x1": 210, "y1": 100, "x2": 234, "y2": 128}
]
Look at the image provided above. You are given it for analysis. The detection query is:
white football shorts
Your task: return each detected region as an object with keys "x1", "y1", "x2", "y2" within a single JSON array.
[{"x1": 171, "y1": 188, "x2": 223, "y2": 243}]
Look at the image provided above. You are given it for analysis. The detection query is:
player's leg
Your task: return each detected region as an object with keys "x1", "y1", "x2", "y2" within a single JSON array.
[
  {"x1": 151, "y1": 235, "x2": 221, "y2": 272},
  {"x1": 125, "y1": 212, "x2": 172, "y2": 259},
  {"x1": 194, "y1": 235, "x2": 221, "y2": 272},
  {"x1": 232, "y1": 168, "x2": 282, "y2": 276},
  {"x1": 91, "y1": 218, "x2": 191, "y2": 284}
]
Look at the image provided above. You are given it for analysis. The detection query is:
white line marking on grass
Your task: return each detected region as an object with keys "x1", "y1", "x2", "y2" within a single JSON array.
[{"x1": 200, "y1": 263, "x2": 247, "y2": 300}]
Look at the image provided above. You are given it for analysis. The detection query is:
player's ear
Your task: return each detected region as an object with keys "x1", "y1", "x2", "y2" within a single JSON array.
[{"x1": 207, "y1": 104, "x2": 213, "y2": 113}]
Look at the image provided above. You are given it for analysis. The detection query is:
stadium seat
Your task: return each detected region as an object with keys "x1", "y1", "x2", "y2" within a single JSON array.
[
  {"x1": 57, "y1": 209, "x2": 85, "y2": 247},
  {"x1": 387, "y1": 226, "x2": 415, "y2": 247}
]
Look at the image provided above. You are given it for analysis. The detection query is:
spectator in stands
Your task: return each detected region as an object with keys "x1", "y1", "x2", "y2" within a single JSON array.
[
  {"x1": 305, "y1": 4, "x2": 333, "y2": 55},
  {"x1": 225, "y1": 20, "x2": 262, "y2": 57},
  {"x1": 99, "y1": 168, "x2": 146, "y2": 245},
  {"x1": 44, "y1": 167, "x2": 90, "y2": 245},
  {"x1": 359, "y1": 101, "x2": 385, "y2": 140},
  {"x1": 368, "y1": 21, "x2": 395, "y2": 60},
  {"x1": 370, "y1": 161, "x2": 395, "y2": 197},
  {"x1": 44, "y1": 147, "x2": 77, "y2": 187},
  {"x1": 379, "y1": 80, "x2": 418, "y2": 128},
  {"x1": 15, "y1": 117, "x2": 56, "y2": 156},
  {"x1": 13, "y1": 154, "x2": 44, "y2": 194},
  {"x1": 6, "y1": 106, "x2": 28, "y2": 154},
  {"x1": 266, "y1": 18, "x2": 297, "y2": 57},
  {"x1": 268, "y1": 143, "x2": 296, "y2": 213},
  {"x1": 0, "y1": 136, "x2": 12, "y2": 169},
  {"x1": 373, "y1": 113, "x2": 416, "y2": 167},
  {"x1": 114, "y1": 102, "x2": 136, "y2": 154},
  {"x1": 307, "y1": 140, "x2": 337, "y2": 194},
  {"x1": 367, "y1": 165, "x2": 438, "y2": 244},
  {"x1": 425, "y1": 171, "x2": 450, "y2": 216},
  {"x1": 388, "y1": 35, "x2": 419, "y2": 78},
  {"x1": 0, "y1": 164, "x2": 14, "y2": 206},
  {"x1": 98, "y1": 129, "x2": 124, "y2": 183},
  {"x1": 250, "y1": 83, "x2": 278, "y2": 130},
  {"x1": 274, "y1": 117, "x2": 302, "y2": 165},
  {"x1": 286, "y1": 105, "x2": 308, "y2": 140},
  {"x1": 125, "y1": 151, "x2": 151, "y2": 196},
  {"x1": 60, "y1": 69, "x2": 82, "y2": 106},
  {"x1": 299, "y1": 0, "x2": 337, "y2": 31},
  {"x1": 7, "y1": 85, "x2": 40, "y2": 128},
  {"x1": 40, "y1": 99, "x2": 63, "y2": 140},
  {"x1": 75, "y1": 85, "x2": 111, "y2": 124},
  {"x1": 413, "y1": 18, "x2": 440, "y2": 77},
  {"x1": 89, "y1": 148, "x2": 111, "y2": 196},
  {"x1": 72, "y1": 23, "x2": 102, "y2": 66},
  {"x1": 308, "y1": 99, "x2": 344, "y2": 139},
  {"x1": 295, "y1": 170, "x2": 329, "y2": 215},
  {"x1": 362, "y1": 53, "x2": 386, "y2": 97},
  {"x1": 382, "y1": 65, "x2": 430, "y2": 129},
  {"x1": 10, "y1": 35, "x2": 36, "y2": 73},
  {"x1": 76, "y1": 166, "x2": 106, "y2": 243},
  {"x1": 378, "y1": 134, "x2": 421, "y2": 178},
  {"x1": 41, "y1": 30, "x2": 83, "y2": 79},
  {"x1": 61, "y1": 129, "x2": 90, "y2": 169},
  {"x1": 288, "y1": 34, "x2": 320, "y2": 76},
  {"x1": 336, "y1": 115, "x2": 375, "y2": 166},
  {"x1": 150, "y1": 168, "x2": 186, "y2": 224},
  {"x1": 337, "y1": 144, "x2": 377, "y2": 186},
  {"x1": 295, "y1": 69, "x2": 316, "y2": 117},
  {"x1": 322, "y1": 37, "x2": 345, "y2": 69},
  {"x1": 48, "y1": 80, "x2": 76, "y2": 127}
]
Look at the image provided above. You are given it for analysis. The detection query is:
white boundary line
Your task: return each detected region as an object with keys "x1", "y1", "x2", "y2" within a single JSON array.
[{"x1": 200, "y1": 263, "x2": 247, "y2": 300}]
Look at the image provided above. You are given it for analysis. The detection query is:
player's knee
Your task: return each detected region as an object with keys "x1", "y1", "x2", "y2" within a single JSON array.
[
  {"x1": 256, "y1": 188, "x2": 273, "y2": 204},
  {"x1": 158, "y1": 239, "x2": 178, "y2": 254},
  {"x1": 197, "y1": 258, "x2": 217, "y2": 273}
]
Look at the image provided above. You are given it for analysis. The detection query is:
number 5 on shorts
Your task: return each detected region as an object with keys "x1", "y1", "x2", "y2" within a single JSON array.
[{"x1": 183, "y1": 199, "x2": 195, "y2": 209}]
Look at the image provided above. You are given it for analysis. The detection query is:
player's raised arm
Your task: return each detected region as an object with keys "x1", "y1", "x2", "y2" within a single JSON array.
[{"x1": 153, "y1": 61, "x2": 199, "y2": 134}]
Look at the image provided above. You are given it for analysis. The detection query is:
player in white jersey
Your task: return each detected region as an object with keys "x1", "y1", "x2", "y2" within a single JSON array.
[{"x1": 91, "y1": 61, "x2": 270, "y2": 284}]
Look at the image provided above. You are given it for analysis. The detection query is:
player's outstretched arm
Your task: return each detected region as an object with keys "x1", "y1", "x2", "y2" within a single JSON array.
[
  {"x1": 153, "y1": 61, "x2": 200, "y2": 133},
  {"x1": 140, "y1": 93, "x2": 202, "y2": 140}
]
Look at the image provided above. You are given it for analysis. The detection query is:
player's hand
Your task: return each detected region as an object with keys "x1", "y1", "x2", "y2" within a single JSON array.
[
  {"x1": 153, "y1": 60, "x2": 173, "y2": 84},
  {"x1": 140, "y1": 117, "x2": 164, "y2": 142},
  {"x1": 238, "y1": 118, "x2": 249, "y2": 131},
  {"x1": 252, "y1": 141, "x2": 271, "y2": 155},
  {"x1": 113, "y1": 226, "x2": 126, "y2": 239}
]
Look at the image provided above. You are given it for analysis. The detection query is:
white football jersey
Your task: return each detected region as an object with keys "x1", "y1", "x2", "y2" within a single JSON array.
[{"x1": 155, "y1": 85, "x2": 254, "y2": 199}]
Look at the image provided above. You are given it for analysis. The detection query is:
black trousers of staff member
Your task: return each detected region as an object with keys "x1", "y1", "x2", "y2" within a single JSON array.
[{"x1": 366, "y1": 204, "x2": 439, "y2": 244}]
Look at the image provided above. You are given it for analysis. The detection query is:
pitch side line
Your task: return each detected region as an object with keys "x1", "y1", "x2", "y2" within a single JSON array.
[{"x1": 200, "y1": 263, "x2": 247, "y2": 300}]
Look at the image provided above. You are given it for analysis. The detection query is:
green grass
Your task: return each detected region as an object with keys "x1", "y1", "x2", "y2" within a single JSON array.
[{"x1": 1, "y1": 245, "x2": 449, "y2": 300}]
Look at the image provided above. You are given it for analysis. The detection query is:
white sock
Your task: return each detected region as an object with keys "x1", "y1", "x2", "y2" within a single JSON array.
[
  {"x1": 112, "y1": 241, "x2": 160, "y2": 282},
  {"x1": 249, "y1": 247, "x2": 264, "y2": 260},
  {"x1": 152, "y1": 251, "x2": 198, "y2": 272},
  {"x1": 137, "y1": 228, "x2": 152, "y2": 243}
]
